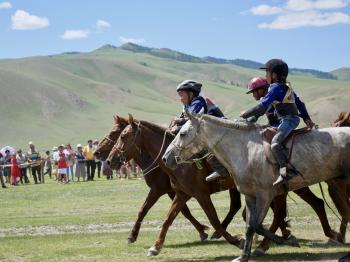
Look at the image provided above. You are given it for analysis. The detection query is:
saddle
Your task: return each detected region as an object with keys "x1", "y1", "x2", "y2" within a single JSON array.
[{"x1": 261, "y1": 126, "x2": 311, "y2": 165}]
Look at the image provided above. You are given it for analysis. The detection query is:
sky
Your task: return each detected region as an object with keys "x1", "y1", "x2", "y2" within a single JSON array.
[{"x1": 0, "y1": 0, "x2": 349, "y2": 71}]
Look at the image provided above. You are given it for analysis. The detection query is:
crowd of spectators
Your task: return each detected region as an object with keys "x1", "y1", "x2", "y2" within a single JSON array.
[{"x1": 0, "y1": 140, "x2": 142, "y2": 189}]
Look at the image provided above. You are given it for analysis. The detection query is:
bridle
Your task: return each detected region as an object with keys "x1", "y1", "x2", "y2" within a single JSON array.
[{"x1": 172, "y1": 120, "x2": 231, "y2": 168}]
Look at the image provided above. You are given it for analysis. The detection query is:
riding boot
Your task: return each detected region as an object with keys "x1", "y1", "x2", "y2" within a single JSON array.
[
  {"x1": 271, "y1": 143, "x2": 298, "y2": 187},
  {"x1": 206, "y1": 155, "x2": 230, "y2": 182}
]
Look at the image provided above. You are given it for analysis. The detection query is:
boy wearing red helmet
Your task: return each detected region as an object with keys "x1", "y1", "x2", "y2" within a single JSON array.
[{"x1": 241, "y1": 59, "x2": 316, "y2": 186}]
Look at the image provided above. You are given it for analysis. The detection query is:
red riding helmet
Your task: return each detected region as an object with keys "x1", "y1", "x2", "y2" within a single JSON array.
[{"x1": 246, "y1": 77, "x2": 269, "y2": 94}]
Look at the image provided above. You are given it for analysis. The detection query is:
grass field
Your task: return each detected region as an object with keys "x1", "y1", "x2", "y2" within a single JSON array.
[
  {"x1": 1, "y1": 176, "x2": 349, "y2": 262},
  {"x1": 1, "y1": 45, "x2": 350, "y2": 150}
]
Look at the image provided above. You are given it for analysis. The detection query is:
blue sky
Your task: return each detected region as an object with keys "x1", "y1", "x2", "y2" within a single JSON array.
[{"x1": 0, "y1": 0, "x2": 349, "y2": 71}]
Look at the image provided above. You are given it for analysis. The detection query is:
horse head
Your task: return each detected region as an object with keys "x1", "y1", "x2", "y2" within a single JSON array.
[
  {"x1": 162, "y1": 108, "x2": 205, "y2": 170},
  {"x1": 106, "y1": 113, "x2": 142, "y2": 168},
  {"x1": 94, "y1": 115, "x2": 129, "y2": 161}
]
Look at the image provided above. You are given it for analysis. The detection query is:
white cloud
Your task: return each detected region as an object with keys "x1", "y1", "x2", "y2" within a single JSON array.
[
  {"x1": 11, "y1": 10, "x2": 49, "y2": 30},
  {"x1": 96, "y1": 19, "x2": 111, "y2": 29},
  {"x1": 249, "y1": 0, "x2": 350, "y2": 29},
  {"x1": 259, "y1": 10, "x2": 350, "y2": 29},
  {"x1": 250, "y1": 4, "x2": 283, "y2": 15},
  {"x1": 286, "y1": 0, "x2": 349, "y2": 11},
  {"x1": 61, "y1": 29, "x2": 90, "y2": 40},
  {"x1": 0, "y1": 1, "x2": 11, "y2": 9},
  {"x1": 119, "y1": 36, "x2": 145, "y2": 45}
]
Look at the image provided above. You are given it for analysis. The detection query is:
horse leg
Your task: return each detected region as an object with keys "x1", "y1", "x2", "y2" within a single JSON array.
[
  {"x1": 168, "y1": 191, "x2": 210, "y2": 242},
  {"x1": 147, "y1": 191, "x2": 190, "y2": 257},
  {"x1": 196, "y1": 194, "x2": 244, "y2": 249},
  {"x1": 128, "y1": 188, "x2": 163, "y2": 243},
  {"x1": 254, "y1": 193, "x2": 292, "y2": 256},
  {"x1": 294, "y1": 186, "x2": 340, "y2": 242},
  {"x1": 327, "y1": 179, "x2": 350, "y2": 243},
  {"x1": 211, "y1": 188, "x2": 242, "y2": 239},
  {"x1": 232, "y1": 195, "x2": 257, "y2": 262},
  {"x1": 253, "y1": 192, "x2": 299, "y2": 248}
]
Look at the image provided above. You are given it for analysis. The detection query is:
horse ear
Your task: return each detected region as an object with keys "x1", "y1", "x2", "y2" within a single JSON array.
[
  {"x1": 184, "y1": 108, "x2": 194, "y2": 121},
  {"x1": 128, "y1": 113, "x2": 134, "y2": 125},
  {"x1": 113, "y1": 115, "x2": 120, "y2": 124}
]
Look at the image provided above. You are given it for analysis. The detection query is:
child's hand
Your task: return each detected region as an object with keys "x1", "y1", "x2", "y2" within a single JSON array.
[
  {"x1": 305, "y1": 119, "x2": 318, "y2": 129},
  {"x1": 240, "y1": 111, "x2": 246, "y2": 117}
]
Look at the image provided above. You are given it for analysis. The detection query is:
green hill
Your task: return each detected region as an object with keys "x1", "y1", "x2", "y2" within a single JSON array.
[
  {"x1": 331, "y1": 67, "x2": 350, "y2": 81},
  {"x1": 0, "y1": 45, "x2": 350, "y2": 150}
]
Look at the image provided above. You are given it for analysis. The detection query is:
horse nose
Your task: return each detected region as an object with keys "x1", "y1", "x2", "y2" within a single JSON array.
[
  {"x1": 106, "y1": 160, "x2": 111, "y2": 166},
  {"x1": 162, "y1": 156, "x2": 167, "y2": 163},
  {"x1": 94, "y1": 151, "x2": 100, "y2": 156}
]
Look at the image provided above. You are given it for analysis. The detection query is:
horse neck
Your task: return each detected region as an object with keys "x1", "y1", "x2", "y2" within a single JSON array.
[
  {"x1": 139, "y1": 121, "x2": 173, "y2": 164},
  {"x1": 130, "y1": 147, "x2": 154, "y2": 171},
  {"x1": 201, "y1": 119, "x2": 257, "y2": 173}
]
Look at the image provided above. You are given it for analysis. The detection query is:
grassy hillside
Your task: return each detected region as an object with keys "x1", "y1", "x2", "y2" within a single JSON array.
[
  {"x1": 331, "y1": 67, "x2": 350, "y2": 81},
  {"x1": 0, "y1": 45, "x2": 350, "y2": 150}
]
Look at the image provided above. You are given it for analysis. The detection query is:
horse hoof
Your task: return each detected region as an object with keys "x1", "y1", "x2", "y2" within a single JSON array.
[
  {"x1": 147, "y1": 246, "x2": 159, "y2": 257},
  {"x1": 252, "y1": 248, "x2": 266, "y2": 257},
  {"x1": 339, "y1": 252, "x2": 350, "y2": 262},
  {"x1": 210, "y1": 231, "x2": 222, "y2": 239},
  {"x1": 200, "y1": 232, "x2": 208, "y2": 242},
  {"x1": 327, "y1": 237, "x2": 343, "y2": 245},
  {"x1": 337, "y1": 233, "x2": 346, "y2": 244},
  {"x1": 231, "y1": 255, "x2": 249, "y2": 262},
  {"x1": 127, "y1": 237, "x2": 136, "y2": 244},
  {"x1": 286, "y1": 235, "x2": 300, "y2": 247}
]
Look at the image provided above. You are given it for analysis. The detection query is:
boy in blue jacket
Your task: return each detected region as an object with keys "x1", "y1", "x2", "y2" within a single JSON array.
[{"x1": 240, "y1": 59, "x2": 316, "y2": 186}]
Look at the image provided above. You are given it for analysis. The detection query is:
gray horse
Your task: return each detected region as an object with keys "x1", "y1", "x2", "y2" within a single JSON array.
[{"x1": 162, "y1": 110, "x2": 350, "y2": 262}]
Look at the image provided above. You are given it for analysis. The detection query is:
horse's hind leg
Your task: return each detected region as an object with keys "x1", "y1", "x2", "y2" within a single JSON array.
[
  {"x1": 196, "y1": 194, "x2": 244, "y2": 249},
  {"x1": 128, "y1": 188, "x2": 163, "y2": 243},
  {"x1": 168, "y1": 191, "x2": 210, "y2": 242},
  {"x1": 211, "y1": 188, "x2": 242, "y2": 239},
  {"x1": 294, "y1": 186, "x2": 340, "y2": 242},
  {"x1": 147, "y1": 191, "x2": 190, "y2": 257},
  {"x1": 327, "y1": 178, "x2": 350, "y2": 243}
]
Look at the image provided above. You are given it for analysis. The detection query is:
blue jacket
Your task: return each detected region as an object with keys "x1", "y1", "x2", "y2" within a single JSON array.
[
  {"x1": 260, "y1": 83, "x2": 309, "y2": 120},
  {"x1": 242, "y1": 82, "x2": 310, "y2": 122}
]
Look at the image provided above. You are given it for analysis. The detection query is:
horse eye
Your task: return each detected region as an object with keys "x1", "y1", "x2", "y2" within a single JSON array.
[{"x1": 180, "y1": 132, "x2": 186, "y2": 137}]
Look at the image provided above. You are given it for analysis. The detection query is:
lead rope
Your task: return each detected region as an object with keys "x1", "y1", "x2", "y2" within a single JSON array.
[
  {"x1": 318, "y1": 182, "x2": 350, "y2": 233},
  {"x1": 141, "y1": 129, "x2": 168, "y2": 177}
]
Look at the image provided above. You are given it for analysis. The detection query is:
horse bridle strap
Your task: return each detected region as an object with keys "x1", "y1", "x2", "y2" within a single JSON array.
[{"x1": 142, "y1": 128, "x2": 169, "y2": 177}]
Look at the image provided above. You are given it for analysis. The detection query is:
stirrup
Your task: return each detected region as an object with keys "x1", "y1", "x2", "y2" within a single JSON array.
[
  {"x1": 273, "y1": 167, "x2": 298, "y2": 187},
  {"x1": 206, "y1": 172, "x2": 221, "y2": 182}
]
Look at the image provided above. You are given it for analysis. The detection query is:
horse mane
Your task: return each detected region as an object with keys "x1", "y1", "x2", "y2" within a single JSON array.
[
  {"x1": 201, "y1": 115, "x2": 260, "y2": 130},
  {"x1": 139, "y1": 120, "x2": 175, "y2": 138}
]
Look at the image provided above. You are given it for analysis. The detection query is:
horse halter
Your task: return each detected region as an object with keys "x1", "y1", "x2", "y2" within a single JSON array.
[
  {"x1": 115, "y1": 122, "x2": 142, "y2": 161},
  {"x1": 103, "y1": 134, "x2": 115, "y2": 145}
]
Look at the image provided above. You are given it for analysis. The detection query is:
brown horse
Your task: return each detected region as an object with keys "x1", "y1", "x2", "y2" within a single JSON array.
[
  {"x1": 107, "y1": 114, "x2": 345, "y2": 256},
  {"x1": 333, "y1": 112, "x2": 350, "y2": 127},
  {"x1": 94, "y1": 115, "x2": 209, "y2": 243}
]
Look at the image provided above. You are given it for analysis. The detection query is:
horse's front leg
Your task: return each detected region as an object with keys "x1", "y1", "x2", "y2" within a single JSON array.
[
  {"x1": 170, "y1": 190, "x2": 210, "y2": 242},
  {"x1": 196, "y1": 194, "x2": 244, "y2": 249},
  {"x1": 232, "y1": 195, "x2": 256, "y2": 262},
  {"x1": 128, "y1": 188, "x2": 164, "y2": 243},
  {"x1": 254, "y1": 192, "x2": 299, "y2": 248},
  {"x1": 147, "y1": 191, "x2": 190, "y2": 257},
  {"x1": 211, "y1": 188, "x2": 242, "y2": 239}
]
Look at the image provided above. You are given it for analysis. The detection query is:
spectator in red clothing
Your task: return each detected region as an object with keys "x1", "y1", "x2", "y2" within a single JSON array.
[
  {"x1": 11, "y1": 153, "x2": 20, "y2": 186},
  {"x1": 57, "y1": 145, "x2": 68, "y2": 184}
]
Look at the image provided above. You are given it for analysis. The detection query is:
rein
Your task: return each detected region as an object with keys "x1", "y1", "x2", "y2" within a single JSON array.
[
  {"x1": 142, "y1": 127, "x2": 169, "y2": 177},
  {"x1": 174, "y1": 122, "x2": 231, "y2": 169}
]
